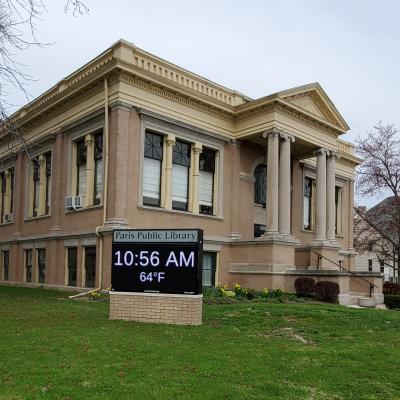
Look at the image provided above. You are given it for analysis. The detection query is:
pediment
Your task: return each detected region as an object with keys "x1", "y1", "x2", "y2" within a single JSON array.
[{"x1": 278, "y1": 83, "x2": 349, "y2": 132}]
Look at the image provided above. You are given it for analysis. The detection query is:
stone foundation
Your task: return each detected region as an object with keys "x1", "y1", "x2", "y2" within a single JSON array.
[{"x1": 109, "y1": 292, "x2": 203, "y2": 325}]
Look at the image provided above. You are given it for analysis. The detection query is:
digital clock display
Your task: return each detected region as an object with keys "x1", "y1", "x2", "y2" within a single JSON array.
[{"x1": 111, "y1": 229, "x2": 203, "y2": 295}]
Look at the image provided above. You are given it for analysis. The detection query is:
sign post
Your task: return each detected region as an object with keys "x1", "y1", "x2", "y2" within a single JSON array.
[{"x1": 109, "y1": 229, "x2": 203, "y2": 325}]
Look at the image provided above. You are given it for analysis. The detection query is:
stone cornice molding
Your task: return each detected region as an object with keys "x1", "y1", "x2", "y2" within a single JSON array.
[
  {"x1": 138, "y1": 109, "x2": 228, "y2": 145},
  {"x1": 108, "y1": 99, "x2": 134, "y2": 112}
]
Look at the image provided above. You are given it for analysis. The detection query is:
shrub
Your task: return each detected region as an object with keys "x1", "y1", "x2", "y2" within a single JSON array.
[
  {"x1": 314, "y1": 281, "x2": 340, "y2": 302},
  {"x1": 294, "y1": 277, "x2": 316, "y2": 296},
  {"x1": 233, "y1": 283, "x2": 247, "y2": 297},
  {"x1": 383, "y1": 282, "x2": 400, "y2": 295},
  {"x1": 384, "y1": 295, "x2": 400, "y2": 309}
]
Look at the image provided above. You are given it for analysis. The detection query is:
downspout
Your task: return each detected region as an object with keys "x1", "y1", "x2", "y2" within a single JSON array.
[{"x1": 69, "y1": 78, "x2": 109, "y2": 299}]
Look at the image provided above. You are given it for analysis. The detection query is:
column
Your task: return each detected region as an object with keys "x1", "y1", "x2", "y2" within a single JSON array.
[
  {"x1": 279, "y1": 134, "x2": 293, "y2": 235},
  {"x1": 315, "y1": 149, "x2": 327, "y2": 241},
  {"x1": 229, "y1": 140, "x2": 241, "y2": 238},
  {"x1": 191, "y1": 143, "x2": 202, "y2": 214},
  {"x1": 38, "y1": 154, "x2": 46, "y2": 215},
  {"x1": 326, "y1": 151, "x2": 336, "y2": 241},
  {"x1": 164, "y1": 134, "x2": 176, "y2": 211},
  {"x1": 50, "y1": 132, "x2": 63, "y2": 234},
  {"x1": 84, "y1": 134, "x2": 94, "y2": 207},
  {"x1": 265, "y1": 131, "x2": 279, "y2": 233}
]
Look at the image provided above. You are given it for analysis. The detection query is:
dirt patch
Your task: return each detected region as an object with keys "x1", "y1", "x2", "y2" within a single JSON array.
[{"x1": 258, "y1": 327, "x2": 315, "y2": 345}]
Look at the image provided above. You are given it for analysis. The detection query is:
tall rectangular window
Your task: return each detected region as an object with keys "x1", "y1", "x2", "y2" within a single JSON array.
[
  {"x1": 368, "y1": 259, "x2": 373, "y2": 272},
  {"x1": 45, "y1": 153, "x2": 51, "y2": 214},
  {"x1": 2, "y1": 251, "x2": 9, "y2": 281},
  {"x1": 199, "y1": 148, "x2": 215, "y2": 215},
  {"x1": 30, "y1": 153, "x2": 51, "y2": 217},
  {"x1": 76, "y1": 139, "x2": 87, "y2": 197},
  {"x1": 172, "y1": 140, "x2": 190, "y2": 211},
  {"x1": 94, "y1": 132, "x2": 103, "y2": 205},
  {"x1": 202, "y1": 252, "x2": 217, "y2": 287},
  {"x1": 85, "y1": 247, "x2": 96, "y2": 288},
  {"x1": 335, "y1": 186, "x2": 342, "y2": 235},
  {"x1": 304, "y1": 177, "x2": 315, "y2": 230},
  {"x1": 25, "y1": 250, "x2": 32, "y2": 283},
  {"x1": 33, "y1": 159, "x2": 40, "y2": 217},
  {"x1": 143, "y1": 132, "x2": 163, "y2": 207},
  {"x1": 0, "y1": 172, "x2": 5, "y2": 223},
  {"x1": 67, "y1": 247, "x2": 77, "y2": 286},
  {"x1": 37, "y1": 249, "x2": 46, "y2": 284}
]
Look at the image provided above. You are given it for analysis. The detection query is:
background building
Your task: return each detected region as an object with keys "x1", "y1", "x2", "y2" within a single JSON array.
[{"x1": 0, "y1": 40, "x2": 382, "y2": 304}]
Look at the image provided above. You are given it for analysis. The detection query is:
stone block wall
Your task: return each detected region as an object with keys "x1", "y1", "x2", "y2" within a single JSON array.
[{"x1": 109, "y1": 292, "x2": 202, "y2": 325}]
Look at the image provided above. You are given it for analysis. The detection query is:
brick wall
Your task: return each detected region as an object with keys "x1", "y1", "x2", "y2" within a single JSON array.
[{"x1": 109, "y1": 292, "x2": 203, "y2": 325}]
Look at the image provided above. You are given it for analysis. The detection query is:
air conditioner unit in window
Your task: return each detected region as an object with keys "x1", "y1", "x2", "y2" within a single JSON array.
[
  {"x1": 65, "y1": 196, "x2": 85, "y2": 210},
  {"x1": 4, "y1": 213, "x2": 13, "y2": 222}
]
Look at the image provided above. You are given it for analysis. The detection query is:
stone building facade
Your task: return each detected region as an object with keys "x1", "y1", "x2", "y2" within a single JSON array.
[{"x1": 0, "y1": 40, "x2": 382, "y2": 304}]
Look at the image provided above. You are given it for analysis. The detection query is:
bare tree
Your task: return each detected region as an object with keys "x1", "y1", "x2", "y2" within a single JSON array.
[
  {"x1": 355, "y1": 123, "x2": 400, "y2": 281},
  {"x1": 0, "y1": 0, "x2": 88, "y2": 165}
]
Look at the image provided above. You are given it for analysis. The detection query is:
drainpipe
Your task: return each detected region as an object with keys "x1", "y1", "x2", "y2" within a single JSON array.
[{"x1": 69, "y1": 78, "x2": 109, "y2": 299}]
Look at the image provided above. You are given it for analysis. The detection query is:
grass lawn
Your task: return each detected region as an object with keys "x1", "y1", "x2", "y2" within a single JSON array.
[{"x1": 1, "y1": 287, "x2": 400, "y2": 400}]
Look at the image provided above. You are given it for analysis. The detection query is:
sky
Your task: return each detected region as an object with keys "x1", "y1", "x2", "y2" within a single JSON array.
[{"x1": 5, "y1": 0, "x2": 400, "y2": 206}]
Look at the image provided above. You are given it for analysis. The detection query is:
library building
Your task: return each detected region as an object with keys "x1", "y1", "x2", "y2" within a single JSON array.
[{"x1": 0, "y1": 40, "x2": 383, "y2": 305}]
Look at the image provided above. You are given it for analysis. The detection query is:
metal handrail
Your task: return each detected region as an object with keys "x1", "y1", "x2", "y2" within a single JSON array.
[{"x1": 314, "y1": 252, "x2": 377, "y2": 297}]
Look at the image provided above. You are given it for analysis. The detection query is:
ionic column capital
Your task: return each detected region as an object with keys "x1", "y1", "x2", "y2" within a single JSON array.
[
  {"x1": 84, "y1": 134, "x2": 93, "y2": 147},
  {"x1": 166, "y1": 134, "x2": 176, "y2": 147},
  {"x1": 192, "y1": 143, "x2": 203, "y2": 155},
  {"x1": 280, "y1": 133, "x2": 295, "y2": 143},
  {"x1": 262, "y1": 127, "x2": 280, "y2": 139},
  {"x1": 313, "y1": 148, "x2": 329, "y2": 157}
]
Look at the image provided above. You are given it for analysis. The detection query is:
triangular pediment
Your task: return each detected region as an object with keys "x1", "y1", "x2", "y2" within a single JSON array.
[{"x1": 277, "y1": 83, "x2": 349, "y2": 132}]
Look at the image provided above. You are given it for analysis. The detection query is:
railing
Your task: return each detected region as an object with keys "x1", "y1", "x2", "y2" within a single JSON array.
[
  {"x1": 337, "y1": 140, "x2": 354, "y2": 155},
  {"x1": 314, "y1": 252, "x2": 377, "y2": 297}
]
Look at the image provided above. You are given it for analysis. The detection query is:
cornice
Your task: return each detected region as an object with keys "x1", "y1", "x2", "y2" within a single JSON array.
[
  {"x1": 138, "y1": 109, "x2": 229, "y2": 145},
  {"x1": 116, "y1": 71, "x2": 234, "y2": 122}
]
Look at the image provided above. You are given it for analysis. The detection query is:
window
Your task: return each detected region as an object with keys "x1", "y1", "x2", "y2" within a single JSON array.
[
  {"x1": 2, "y1": 251, "x2": 9, "y2": 281},
  {"x1": 25, "y1": 250, "x2": 32, "y2": 283},
  {"x1": 304, "y1": 177, "x2": 316, "y2": 230},
  {"x1": 199, "y1": 148, "x2": 215, "y2": 215},
  {"x1": 84, "y1": 247, "x2": 96, "y2": 288},
  {"x1": 335, "y1": 186, "x2": 342, "y2": 235},
  {"x1": 368, "y1": 259, "x2": 373, "y2": 272},
  {"x1": 143, "y1": 132, "x2": 163, "y2": 207},
  {"x1": 172, "y1": 140, "x2": 191, "y2": 211},
  {"x1": 67, "y1": 247, "x2": 77, "y2": 286},
  {"x1": 32, "y1": 159, "x2": 40, "y2": 217},
  {"x1": 37, "y1": 249, "x2": 46, "y2": 284},
  {"x1": 380, "y1": 260, "x2": 385, "y2": 274},
  {"x1": 141, "y1": 131, "x2": 220, "y2": 216},
  {"x1": 76, "y1": 138, "x2": 87, "y2": 197},
  {"x1": 202, "y1": 252, "x2": 217, "y2": 287},
  {"x1": 254, "y1": 164, "x2": 266, "y2": 206},
  {"x1": 94, "y1": 133, "x2": 103, "y2": 205},
  {"x1": 30, "y1": 153, "x2": 51, "y2": 217},
  {"x1": 0, "y1": 168, "x2": 14, "y2": 223},
  {"x1": 254, "y1": 224, "x2": 266, "y2": 238},
  {"x1": 45, "y1": 153, "x2": 51, "y2": 214},
  {"x1": 73, "y1": 131, "x2": 104, "y2": 207}
]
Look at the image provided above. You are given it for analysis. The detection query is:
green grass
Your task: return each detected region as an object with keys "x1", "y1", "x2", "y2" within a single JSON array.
[{"x1": 1, "y1": 287, "x2": 400, "y2": 400}]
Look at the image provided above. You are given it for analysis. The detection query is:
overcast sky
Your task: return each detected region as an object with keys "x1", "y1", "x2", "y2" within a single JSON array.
[{"x1": 6, "y1": 0, "x2": 400, "y2": 205}]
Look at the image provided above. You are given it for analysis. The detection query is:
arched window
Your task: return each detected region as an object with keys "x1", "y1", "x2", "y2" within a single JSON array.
[{"x1": 254, "y1": 164, "x2": 266, "y2": 205}]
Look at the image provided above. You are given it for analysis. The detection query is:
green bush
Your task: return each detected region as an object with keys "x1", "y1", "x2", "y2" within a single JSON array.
[
  {"x1": 383, "y1": 282, "x2": 400, "y2": 295},
  {"x1": 384, "y1": 295, "x2": 400, "y2": 309},
  {"x1": 294, "y1": 277, "x2": 315, "y2": 296},
  {"x1": 314, "y1": 281, "x2": 340, "y2": 303}
]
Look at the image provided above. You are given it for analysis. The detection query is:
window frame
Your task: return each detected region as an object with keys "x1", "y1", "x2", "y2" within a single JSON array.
[
  {"x1": 25, "y1": 249, "x2": 33, "y2": 283},
  {"x1": 254, "y1": 164, "x2": 267, "y2": 207},
  {"x1": 199, "y1": 147, "x2": 216, "y2": 215},
  {"x1": 172, "y1": 139, "x2": 191, "y2": 211},
  {"x1": 143, "y1": 131, "x2": 163, "y2": 207}
]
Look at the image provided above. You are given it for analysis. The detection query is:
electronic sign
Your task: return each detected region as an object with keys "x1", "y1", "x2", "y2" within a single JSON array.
[{"x1": 111, "y1": 229, "x2": 203, "y2": 295}]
